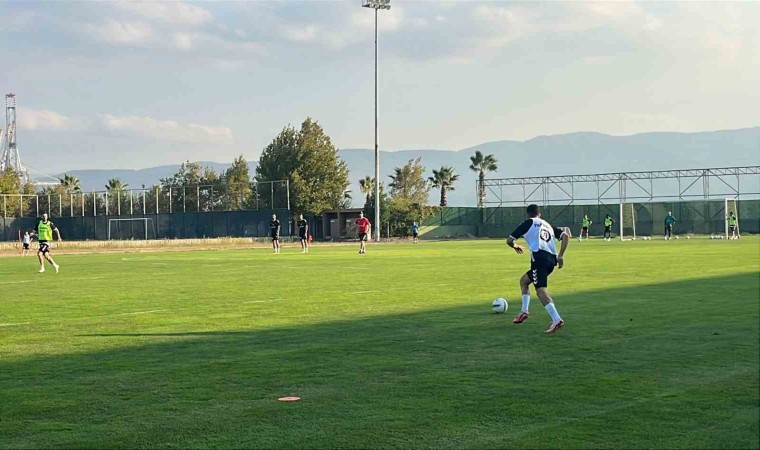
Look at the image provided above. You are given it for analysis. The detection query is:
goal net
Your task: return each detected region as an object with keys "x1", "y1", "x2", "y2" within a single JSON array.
[
  {"x1": 619, "y1": 203, "x2": 636, "y2": 241},
  {"x1": 725, "y1": 198, "x2": 739, "y2": 239},
  {"x1": 108, "y1": 218, "x2": 156, "y2": 240}
]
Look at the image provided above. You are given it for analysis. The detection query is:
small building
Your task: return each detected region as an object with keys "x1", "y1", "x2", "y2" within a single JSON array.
[{"x1": 320, "y1": 208, "x2": 364, "y2": 240}]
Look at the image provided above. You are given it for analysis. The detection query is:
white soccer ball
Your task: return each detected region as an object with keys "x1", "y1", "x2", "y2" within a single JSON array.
[
  {"x1": 686, "y1": 236, "x2": 690, "y2": 240},
  {"x1": 675, "y1": 236, "x2": 679, "y2": 240},
  {"x1": 492, "y1": 298, "x2": 508, "y2": 314}
]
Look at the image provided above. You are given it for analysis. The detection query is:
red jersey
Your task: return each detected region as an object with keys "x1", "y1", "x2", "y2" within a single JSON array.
[{"x1": 355, "y1": 217, "x2": 371, "y2": 234}]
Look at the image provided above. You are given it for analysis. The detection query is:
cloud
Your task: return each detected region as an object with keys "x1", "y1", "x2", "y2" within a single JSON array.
[
  {"x1": 86, "y1": 19, "x2": 153, "y2": 45},
  {"x1": 17, "y1": 108, "x2": 86, "y2": 131},
  {"x1": 101, "y1": 114, "x2": 233, "y2": 144},
  {"x1": 112, "y1": 0, "x2": 212, "y2": 26}
]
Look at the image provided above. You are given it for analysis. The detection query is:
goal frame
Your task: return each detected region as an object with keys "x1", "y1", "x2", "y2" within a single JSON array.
[
  {"x1": 725, "y1": 197, "x2": 740, "y2": 239},
  {"x1": 619, "y1": 203, "x2": 636, "y2": 241},
  {"x1": 107, "y1": 218, "x2": 155, "y2": 240}
]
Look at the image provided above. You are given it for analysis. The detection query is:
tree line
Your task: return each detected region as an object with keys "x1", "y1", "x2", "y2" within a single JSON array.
[{"x1": 0, "y1": 117, "x2": 500, "y2": 235}]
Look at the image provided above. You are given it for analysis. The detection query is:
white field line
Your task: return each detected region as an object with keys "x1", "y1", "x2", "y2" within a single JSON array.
[
  {"x1": 0, "y1": 276, "x2": 106, "y2": 285},
  {"x1": 242, "y1": 299, "x2": 281, "y2": 304},
  {"x1": 116, "y1": 309, "x2": 170, "y2": 316},
  {"x1": 0, "y1": 322, "x2": 31, "y2": 327}
]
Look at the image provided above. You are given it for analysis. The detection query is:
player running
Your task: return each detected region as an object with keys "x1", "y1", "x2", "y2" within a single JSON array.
[
  {"x1": 21, "y1": 230, "x2": 32, "y2": 256},
  {"x1": 728, "y1": 212, "x2": 739, "y2": 240},
  {"x1": 297, "y1": 214, "x2": 309, "y2": 253},
  {"x1": 270, "y1": 214, "x2": 281, "y2": 254},
  {"x1": 355, "y1": 212, "x2": 371, "y2": 254},
  {"x1": 507, "y1": 204, "x2": 570, "y2": 334},
  {"x1": 36, "y1": 213, "x2": 61, "y2": 273},
  {"x1": 579, "y1": 214, "x2": 592, "y2": 241},
  {"x1": 603, "y1": 214, "x2": 615, "y2": 241},
  {"x1": 664, "y1": 211, "x2": 676, "y2": 240},
  {"x1": 411, "y1": 222, "x2": 420, "y2": 244}
]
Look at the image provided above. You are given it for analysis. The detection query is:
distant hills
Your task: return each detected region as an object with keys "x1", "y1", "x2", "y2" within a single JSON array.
[{"x1": 53, "y1": 127, "x2": 760, "y2": 207}]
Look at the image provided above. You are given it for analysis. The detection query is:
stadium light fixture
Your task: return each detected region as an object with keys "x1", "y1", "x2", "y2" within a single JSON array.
[{"x1": 361, "y1": 0, "x2": 390, "y2": 242}]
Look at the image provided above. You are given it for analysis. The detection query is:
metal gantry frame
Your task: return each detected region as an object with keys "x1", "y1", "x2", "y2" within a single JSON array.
[{"x1": 481, "y1": 166, "x2": 760, "y2": 213}]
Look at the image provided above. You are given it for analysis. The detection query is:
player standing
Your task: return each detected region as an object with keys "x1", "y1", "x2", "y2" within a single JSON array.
[
  {"x1": 728, "y1": 212, "x2": 739, "y2": 240},
  {"x1": 297, "y1": 214, "x2": 309, "y2": 253},
  {"x1": 579, "y1": 214, "x2": 592, "y2": 241},
  {"x1": 270, "y1": 214, "x2": 281, "y2": 253},
  {"x1": 507, "y1": 204, "x2": 570, "y2": 334},
  {"x1": 355, "y1": 212, "x2": 371, "y2": 254},
  {"x1": 603, "y1": 214, "x2": 615, "y2": 241},
  {"x1": 36, "y1": 213, "x2": 61, "y2": 273},
  {"x1": 411, "y1": 222, "x2": 420, "y2": 244},
  {"x1": 664, "y1": 211, "x2": 675, "y2": 240},
  {"x1": 21, "y1": 230, "x2": 32, "y2": 256}
]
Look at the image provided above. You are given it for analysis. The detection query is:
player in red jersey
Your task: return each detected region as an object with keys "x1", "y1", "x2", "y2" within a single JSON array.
[{"x1": 355, "y1": 212, "x2": 371, "y2": 254}]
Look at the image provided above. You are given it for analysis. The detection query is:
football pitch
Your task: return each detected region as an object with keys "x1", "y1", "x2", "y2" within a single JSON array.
[{"x1": 1, "y1": 238, "x2": 758, "y2": 449}]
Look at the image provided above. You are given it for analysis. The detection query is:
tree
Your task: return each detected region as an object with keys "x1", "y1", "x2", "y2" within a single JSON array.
[
  {"x1": 105, "y1": 178, "x2": 128, "y2": 192},
  {"x1": 58, "y1": 174, "x2": 81, "y2": 193},
  {"x1": 224, "y1": 154, "x2": 252, "y2": 210},
  {"x1": 339, "y1": 190, "x2": 353, "y2": 209},
  {"x1": 429, "y1": 166, "x2": 459, "y2": 207},
  {"x1": 256, "y1": 118, "x2": 350, "y2": 214},
  {"x1": 359, "y1": 176, "x2": 374, "y2": 206},
  {"x1": 161, "y1": 161, "x2": 221, "y2": 212},
  {"x1": 388, "y1": 158, "x2": 429, "y2": 205},
  {"x1": 469, "y1": 150, "x2": 498, "y2": 208}
]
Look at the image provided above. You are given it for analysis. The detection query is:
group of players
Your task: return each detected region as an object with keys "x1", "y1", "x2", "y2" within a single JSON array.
[
  {"x1": 24, "y1": 205, "x2": 742, "y2": 336},
  {"x1": 576, "y1": 210, "x2": 740, "y2": 240}
]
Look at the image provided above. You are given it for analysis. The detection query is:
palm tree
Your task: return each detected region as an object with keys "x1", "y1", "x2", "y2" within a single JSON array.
[
  {"x1": 339, "y1": 190, "x2": 353, "y2": 209},
  {"x1": 428, "y1": 166, "x2": 459, "y2": 207},
  {"x1": 359, "y1": 175, "x2": 374, "y2": 206},
  {"x1": 469, "y1": 150, "x2": 498, "y2": 208},
  {"x1": 58, "y1": 174, "x2": 81, "y2": 193},
  {"x1": 105, "y1": 178, "x2": 129, "y2": 193}
]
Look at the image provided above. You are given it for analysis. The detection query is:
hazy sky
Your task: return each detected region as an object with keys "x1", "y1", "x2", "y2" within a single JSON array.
[{"x1": 1, "y1": 1, "x2": 758, "y2": 174}]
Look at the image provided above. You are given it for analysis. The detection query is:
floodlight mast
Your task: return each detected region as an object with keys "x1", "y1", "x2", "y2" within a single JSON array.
[{"x1": 362, "y1": 0, "x2": 390, "y2": 242}]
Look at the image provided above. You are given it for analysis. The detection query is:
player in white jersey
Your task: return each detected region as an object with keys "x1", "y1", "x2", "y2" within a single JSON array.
[{"x1": 506, "y1": 204, "x2": 570, "y2": 334}]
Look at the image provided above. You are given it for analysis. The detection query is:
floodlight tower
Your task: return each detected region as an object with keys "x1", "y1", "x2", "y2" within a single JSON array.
[
  {"x1": 361, "y1": 0, "x2": 390, "y2": 242},
  {"x1": 0, "y1": 93, "x2": 29, "y2": 182}
]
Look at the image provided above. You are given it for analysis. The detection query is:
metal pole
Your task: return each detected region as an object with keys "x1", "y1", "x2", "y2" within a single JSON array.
[
  {"x1": 117, "y1": 190, "x2": 121, "y2": 215},
  {"x1": 155, "y1": 187, "x2": 159, "y2": 214},
  {"x1": 270, "y1": 182, "x2": 274, "y2": 209},
  {"x1": 105, "y1": 192, "x2": 109, "y2": 216},
  {"x1": 81, "y1": 193, "x2": 84, "y2": 217},
  {"x1": 286, "y1": 180, "x2": 291, "y2": 211},
  {"x1": 169, "y1": 187, "x2": 172, "y2": 213},
  {"x1": 70, "y1": 193, "x2": 73, "y2": 217},
  {"x1": 373, "y1": 7, "x2": 380, "y2": 242},
  {"x1": 130, "y1": 190, "x2": 133, "y2": 215},
  {"x1": 183, "y1": 186, "x2": 186, "y2": 213},
  {"x1": 93, "y1": 192, "x2": 97, "y2": 216},
  {"x1": 196, "y1": 186, "x2": 200, "y2": 211},
  {"x1": 58, "y1": 194, "x2": 62, "y2": 217},
  {"x1": 36, "y1": 195, "x2": 39, "y2": 217},
  {"x1": 143, "y1": 191, "x2": 146, "y2": 215}
]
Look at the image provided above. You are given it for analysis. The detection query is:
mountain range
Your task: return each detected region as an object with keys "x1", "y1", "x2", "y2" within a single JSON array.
[{"x1": 50, "y1": 127, "x2": 760, "y2": 207}]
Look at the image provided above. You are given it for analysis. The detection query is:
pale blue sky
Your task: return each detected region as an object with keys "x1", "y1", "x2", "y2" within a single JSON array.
[{"x1": 1, "y1": 0, "x2": 758, "y2": 173}]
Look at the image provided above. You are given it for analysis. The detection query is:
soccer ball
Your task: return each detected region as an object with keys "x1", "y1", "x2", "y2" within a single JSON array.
[
  {"x1": 492, "y1": 298, "x2": 508, "y2": 314},
  {"x1": 675, "y1": 236, "x2": 679, "y2": 240}
]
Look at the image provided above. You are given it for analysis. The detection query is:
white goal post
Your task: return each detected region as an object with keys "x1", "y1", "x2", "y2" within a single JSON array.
[
  {"x1": 619, "y1": 203, "x2": 636, "y2": 241},
  {"x1": 725, "y1": 197, "x2": 739, "y2": 239},
  {"x1": 108, "y1": 218, "x2": 155, "y2": 240}
]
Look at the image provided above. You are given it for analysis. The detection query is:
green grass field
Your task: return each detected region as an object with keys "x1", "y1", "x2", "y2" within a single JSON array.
[{"x1": 1, "y1": 238, "x2": 758, "y2": 449}]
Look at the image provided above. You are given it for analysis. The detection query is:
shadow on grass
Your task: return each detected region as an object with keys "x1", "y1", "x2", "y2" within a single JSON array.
[{"x1": 1, "y1": 273, "x2": 758, "y2": 449}]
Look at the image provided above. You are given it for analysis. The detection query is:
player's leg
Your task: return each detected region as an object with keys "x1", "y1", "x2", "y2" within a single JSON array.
[
  {"x1": 37, "y1": 246, "x2": 45, "y2": 272},
  {"x1": 513, "y1": 271, "x2": 532, "y2": 323},
  {"x1": 533, "y1": 262, "x2": 563, "y2": 333},
  {"x1": 45, "y1": 252, "x2": 60, "y2": 273}
]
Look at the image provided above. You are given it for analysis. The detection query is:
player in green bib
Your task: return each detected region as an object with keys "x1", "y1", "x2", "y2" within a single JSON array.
[
  {"x1": 579, "y1": 215, "x2": 592, "y2": 241},
  {"x1": 603, "y1": 214, "x2": 615, "y2": 241},
  {"x1": 35, "y1": 213, "x2": 62, "y2": 273},
  {"x1": 728, "y1": 212, "x2": 739, "y2": 240}
]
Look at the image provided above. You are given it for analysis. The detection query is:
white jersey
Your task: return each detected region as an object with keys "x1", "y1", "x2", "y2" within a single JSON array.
[
  {"x1": 509, "y1": 217, "x2": 566, "y2": 260},
  {"x1": 22, "y1": 233, "x2": 31, "y2": 244}
]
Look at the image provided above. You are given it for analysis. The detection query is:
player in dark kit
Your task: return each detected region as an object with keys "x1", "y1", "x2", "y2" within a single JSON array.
[
  {"x1": 270, "y1": 214, "x2": 281, "y2": 254},
  {"x1": 35, "y1": 213, "x2": 62, "y2": 273},
  {"x1": 506, "y1": 204, "x2": 570, "y2": 334},
  {"x1": 297, "y1": 214, "x2": 309, "y2": 253}
]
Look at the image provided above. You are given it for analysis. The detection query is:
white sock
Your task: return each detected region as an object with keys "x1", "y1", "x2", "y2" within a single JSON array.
[
  {"x1": 545, "y1": 303, "x2": 562, "y2": 323},
  {"x1": 521, "y1": 294, "x2": 530, "y2": 313}
]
